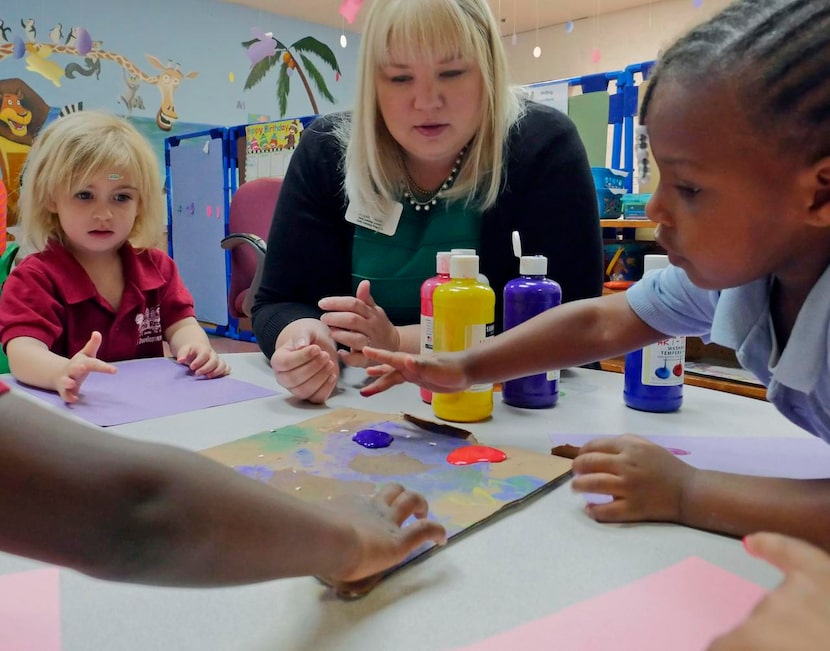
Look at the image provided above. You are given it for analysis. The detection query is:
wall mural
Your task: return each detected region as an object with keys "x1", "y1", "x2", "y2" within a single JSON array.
[
  {"x1": 0, "y1": 19, "x2": 198, "y2": 132},
  {"x1": 242, "y1": 29, "x2": 341, "y2": 117}
]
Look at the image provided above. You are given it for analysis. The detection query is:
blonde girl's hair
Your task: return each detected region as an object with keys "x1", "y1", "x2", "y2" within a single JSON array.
[
  {"x1": 339, "y1": 0, "x2": 524, "y2": 217},
  {"x1": 19, "y1": 110, "x2": 165, "y2": 251}
]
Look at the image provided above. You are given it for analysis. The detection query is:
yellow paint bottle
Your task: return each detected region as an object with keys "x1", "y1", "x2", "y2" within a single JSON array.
[{"x1": 432, "y1": 254, "x2": 495, "y2": 422}]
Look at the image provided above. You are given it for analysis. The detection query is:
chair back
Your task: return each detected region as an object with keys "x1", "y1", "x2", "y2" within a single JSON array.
[{"x1": 225, "y1": 177, "x2": 282, "y2": 319}]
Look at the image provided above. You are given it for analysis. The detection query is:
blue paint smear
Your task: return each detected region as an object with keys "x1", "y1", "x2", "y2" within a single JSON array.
[
  {"x1": 352, "y1": 429, "x2": 394, "y2": 449},
  {"x1": 234, "y1": 465, "x2": 276, "y2": 482}
]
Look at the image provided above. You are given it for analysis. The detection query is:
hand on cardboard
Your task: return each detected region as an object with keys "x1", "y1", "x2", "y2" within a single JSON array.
[
  {"x1": 176, "y1": 342, "x2": 231, "y2": 378},
  {"x1": 57, "y1": 331, "x2": 117, "y2": 403},
  {"x1": 570, "y1": 434, "x2": 695, "y2": 523},
  {"x1": 360, "y1": 347, "x2": 471, "y2": 397},
  {"x1": 708, "y1": 532, "x2": 830, "y2": 650},
  {"x1": 318, "y1": 482, "x2": 447, "y2": 598},
  {"x1": 271, "y1": 318, "x2": 339, "y2": 403},
  {"x1": 318, "y1": 280, "x2": 401, "y2": 368}
]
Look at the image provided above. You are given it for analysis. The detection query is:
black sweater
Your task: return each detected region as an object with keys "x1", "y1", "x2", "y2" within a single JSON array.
[{"x1": 252, "y1": 102, "x2": 603, "y2": 358}]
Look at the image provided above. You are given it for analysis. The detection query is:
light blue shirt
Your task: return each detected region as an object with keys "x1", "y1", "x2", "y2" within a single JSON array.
[{"x1": 627, "y1": 265, "x2": 830, "y2": 442}]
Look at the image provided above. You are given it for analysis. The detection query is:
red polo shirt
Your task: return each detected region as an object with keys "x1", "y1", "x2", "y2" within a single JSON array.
[{"x1": 0, "y1": 242, "x2": 195, "y2": 362}]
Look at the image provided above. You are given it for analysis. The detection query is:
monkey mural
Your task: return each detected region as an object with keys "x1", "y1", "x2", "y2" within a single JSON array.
[{"x1": 0, "y1": 78, "x2": 49, "y2": 227}]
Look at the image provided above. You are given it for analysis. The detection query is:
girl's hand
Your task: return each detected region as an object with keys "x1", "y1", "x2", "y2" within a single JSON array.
[
  {"x1": 176, "y1": 344, "x2": 230, "y2": 378},
  {"x1": 359, "y1": 348, "x2": 471, "y2": 397},
  {"x1": 57, "y1": 331, "x2": 117, "y2": 403},
  {"x1": 271, "y1": 319, "x2": 339, "y2": 403},
  {"x1": 708, "y1": 533, "x2": 830, "y2": 650},
  {"x1": 320, "y1": 482, "x2": 447, "y2": 597},
  {"x1": 318, "y1": 280, "x2": 400, "y2": 368},
  {"x1": 571, "y1": 435, "x2": 696, "y2": 523}
]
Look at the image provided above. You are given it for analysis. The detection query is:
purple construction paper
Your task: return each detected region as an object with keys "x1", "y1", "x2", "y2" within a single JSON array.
[
  {"x1": 13, "y1": 357, "x2": 278, "y2": 427},
  {"x1": 550, "y1": 433, "x2": 830, "y2": 479}
]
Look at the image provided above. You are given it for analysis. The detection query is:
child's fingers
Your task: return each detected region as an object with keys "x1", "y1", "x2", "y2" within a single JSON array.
[
  {"x1": 360, "y1": 371, "x2": 404, "y2": 397},
  {"x1": 744, "y1": 532, "x2": 830, "y2": 574},
  {"x1": 79, "y1": 331, "x2": 104, "y2": 359},
  {"x1": 571, "y1": 471, "x2": 623, "y2": 496}
]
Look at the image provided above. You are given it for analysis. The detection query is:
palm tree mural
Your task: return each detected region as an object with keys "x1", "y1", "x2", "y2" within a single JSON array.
[{"x1": 242, "y1": 31, "x2": 342, "y2": 117}]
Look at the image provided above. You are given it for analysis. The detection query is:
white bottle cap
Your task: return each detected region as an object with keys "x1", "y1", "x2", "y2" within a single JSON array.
[
  {"x1": 450, "y1": 254, "x2": 479, "y2": 279},
  {"x1": 519, "y1": 255, "x2": 548, "y2": 276},
  {"x1": 643, "y1": 253, "x2": 669, "y2": 274},
  {"x1": 436, "y1": 251, "x2": 453, "y2": 274},
  {"x1": 451, "y1": 248, "x2": 476, "y2": 256}
]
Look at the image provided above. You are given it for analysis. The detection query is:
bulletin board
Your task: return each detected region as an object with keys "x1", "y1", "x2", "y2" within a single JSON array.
[{"x1": 166, "y1": 129, "x2": 230, "y2": 327}]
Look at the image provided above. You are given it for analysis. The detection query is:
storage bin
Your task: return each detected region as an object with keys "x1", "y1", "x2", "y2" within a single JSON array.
[
  {"x1": 591, "y1": 167, "x2": 629, "y2": 190},
  {"x1": 621, "y1": 193, "x2": 651, "y2": 218},
  {"x1": 596, "y1": 187, "x2": 627, "y2": 218}
]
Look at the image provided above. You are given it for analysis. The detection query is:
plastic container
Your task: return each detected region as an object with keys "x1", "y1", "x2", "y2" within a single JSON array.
[
  {"x1": 623, "y1": 254, "x2": 685, "y2": 413},
  {"x1": 502, "y1": 232, "x2": 562, "y2": 408},
  {"x1": 419, "y1": 251, "x2": 453, "y2": 403},
  {"x1": 432, "y1": 255, "x2": 495, "y2": 422},
  {"x1": 590, "y1": 167, "x2": 629, "y2": 190}
]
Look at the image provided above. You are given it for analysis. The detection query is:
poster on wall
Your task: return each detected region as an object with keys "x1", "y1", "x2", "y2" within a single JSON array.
[
  {"x1": 520, "y1": 79, "x2": 570, "y2": 115},
  {"x1": 242, "y1": 115, "x2": 316, "y2": 181}
]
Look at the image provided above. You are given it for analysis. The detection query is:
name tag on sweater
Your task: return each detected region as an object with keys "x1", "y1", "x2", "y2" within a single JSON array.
[{"x1": 345, "y1": 199, "x2": 403, "y2": 236}]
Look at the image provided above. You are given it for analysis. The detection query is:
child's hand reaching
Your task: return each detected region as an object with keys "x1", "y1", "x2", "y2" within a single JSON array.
[
  {"x1": 176, "y1": 343, "x2": 231, "y2": 378},
  {"x1": 570, "y1": 435, "x2": 696, "y2": 524},
  {"x1": 58, "y1": 331, "x2": 118, "y2": 403},
  {"x1": 360, "y1": 348, "x2": 471, "y2": 397}
]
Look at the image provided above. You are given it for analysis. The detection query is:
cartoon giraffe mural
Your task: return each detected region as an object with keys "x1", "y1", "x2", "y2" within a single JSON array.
[{"x1": 0, "y1": 42, "x2": 198, "y2": 131}]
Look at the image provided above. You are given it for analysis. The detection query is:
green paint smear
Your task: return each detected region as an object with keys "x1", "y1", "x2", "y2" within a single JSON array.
[{"x1": 248, "y1": 425, "x2": 325, "y2": 453}]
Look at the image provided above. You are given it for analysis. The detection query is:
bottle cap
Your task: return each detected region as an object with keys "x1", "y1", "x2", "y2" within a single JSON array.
[
  {"x1": 451, "y1": 248, "x2": 476, "y2": 256},
  {"x1": 436, "y1": 251, "x2": 452, "y2": 275},
  {"x1": 450, "y1": 254, "x2": 479, "y2": 279},
  {"x1": 519, "y1": 254, "x2": 548, "y2": 275},
  {"x1": 643, "y1": 253, "x2": 669, "y2": 274}
]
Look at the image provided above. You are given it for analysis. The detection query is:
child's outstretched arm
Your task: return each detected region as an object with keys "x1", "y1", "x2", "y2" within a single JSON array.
[
  {"x1": 362, "y1": 292, "x2": 660, "y2": 396},
  {"x1": 6, "y1": 331, "x2": 117, "y2": 403},
  {"x1": 165, "y1": 317, "x2": 230, "y2": 378},
  {"x1": 0, "y1": 386, "x2": 447, "y2": 587},
  {"x1": 571, "y1": 435, "x2": 830, "y2": 551}
]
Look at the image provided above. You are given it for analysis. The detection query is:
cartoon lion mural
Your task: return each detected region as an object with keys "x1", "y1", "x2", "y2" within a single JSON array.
[{"x1": 0, "y1": 78, "x2": 50, "y2": 228}]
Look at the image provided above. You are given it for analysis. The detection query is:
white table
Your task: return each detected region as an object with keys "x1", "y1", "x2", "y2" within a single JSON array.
[{"x1": 0, "y1": 353, "x2": 812, "y2": 650}]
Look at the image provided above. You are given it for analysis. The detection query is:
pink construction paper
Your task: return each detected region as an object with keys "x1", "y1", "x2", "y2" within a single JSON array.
[
  {"x1": 549, "y1": 433, "x2": 830, "y2": 479},
  {"x1": 13, "y1": 357, "x2": 278, "y2": 427},
  {"x1": 0, "y1": 568, "x2": 61, "y2": 650},
  {"x1": 456, "y1": 557, "x2": 765, "y2": 651},
  {"x1": 339, "y1": 0, "x2": 364, "y2": 23}
]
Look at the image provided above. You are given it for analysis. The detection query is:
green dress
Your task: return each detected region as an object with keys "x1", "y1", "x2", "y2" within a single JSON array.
[{"x1": 351, "y1": 200, "x2": 481, "y2": 325}]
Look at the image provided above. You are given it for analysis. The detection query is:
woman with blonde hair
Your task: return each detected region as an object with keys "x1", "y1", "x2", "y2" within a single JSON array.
[{"x1": 253, "y1": 0, "x2": 602, "y2": 403}]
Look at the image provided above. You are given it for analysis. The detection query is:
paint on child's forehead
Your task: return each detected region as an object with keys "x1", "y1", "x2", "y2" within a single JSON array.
[{"x1": 108, "y1": 173, "x2": 122, "y2": 180}]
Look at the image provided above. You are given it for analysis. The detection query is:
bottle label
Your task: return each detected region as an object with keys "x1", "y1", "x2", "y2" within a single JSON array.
[
  {"x1": 546, "y1": 370, "x2": 560, "y2": 381},
  {"x1": 468, "y1": 322, "x2": 495, "y2": 393},
  {"x1": 420, "y1": 315, "x2": 434, "y2": 354},
  {"x1": 641, "y1": 337, "x2": 685, "y2": 386}
]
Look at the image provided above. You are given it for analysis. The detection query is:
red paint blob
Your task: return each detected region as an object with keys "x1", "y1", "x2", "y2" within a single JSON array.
[
  {"x1": 673, "y1": 363, "x2": 684, "y2": 377},
  {"x1": 446, "y1": 445, "x2": 507, "y2": 466}
]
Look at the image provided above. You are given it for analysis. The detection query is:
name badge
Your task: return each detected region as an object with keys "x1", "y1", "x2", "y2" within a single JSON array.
[{"x1": 344, "y1": 199, "x2": 403, "y2": 236}]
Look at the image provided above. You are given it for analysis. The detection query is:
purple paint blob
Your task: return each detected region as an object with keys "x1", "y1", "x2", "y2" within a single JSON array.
[
  {"x1": 352, "y1": 428, "x2": 393, "y2": 449},
  {"x1": 667, "y1": 447, "x2": 691, "y2": 456}
]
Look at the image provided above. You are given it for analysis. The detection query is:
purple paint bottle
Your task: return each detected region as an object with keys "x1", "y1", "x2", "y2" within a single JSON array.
[
  {"x1": 623, "y1": 254, "x2": 685, "y2": 413},
  {"x1": 502, "y1": 232, "x2": 562, "y2": 408}
]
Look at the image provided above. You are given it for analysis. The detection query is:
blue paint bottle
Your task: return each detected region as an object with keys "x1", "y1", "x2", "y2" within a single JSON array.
[
  {"x1": 623, "y1": 254, "x2": 685, "y2": 413},
  {"x1": 502, "y1": 232, "x2": 563, "y2": 408}
]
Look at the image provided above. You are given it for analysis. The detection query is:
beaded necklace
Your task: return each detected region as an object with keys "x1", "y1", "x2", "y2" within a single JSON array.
[{"x1": 403, "y1": 146, "x2": 467, "y2": 212}]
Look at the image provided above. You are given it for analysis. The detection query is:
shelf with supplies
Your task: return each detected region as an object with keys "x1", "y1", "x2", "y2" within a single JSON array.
[{"x1": 599, "y1": 218, "x2": 656, "y2": 229}]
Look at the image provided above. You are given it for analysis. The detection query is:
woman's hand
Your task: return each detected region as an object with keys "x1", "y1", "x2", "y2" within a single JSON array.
[
  {"x1": 176, "y1": 343, "x2": 231, "y2": 378},
  {"x1": 270, "y1": 319, "x2": 339, "y2": 403},
  {"x1": 708, "y1": 533, "x2": 830, "y2": 650},
  {"x1": 56, "y1": 331, "x2": 117, "y2": 403},
  {"x1": 571, "y1": 435, "x2": 696, "y2": 523},
  {"x1": 360, "y1": 348, "x2": 472, "y2": 397},
  {"x1": 320, "y1": 482, "x2": 447, "y2": 597},
  {"x1": 318, "y1": 280, "x2": 400, "y2": 368}
]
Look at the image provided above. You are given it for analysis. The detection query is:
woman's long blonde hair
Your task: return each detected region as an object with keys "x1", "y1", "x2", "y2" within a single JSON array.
[
  {"x1": 19, "y1": 110, "x2": 165, "y2": 251},
  {"x1": 340, "y1": 0, "x2": 524, "y2": 217}
]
